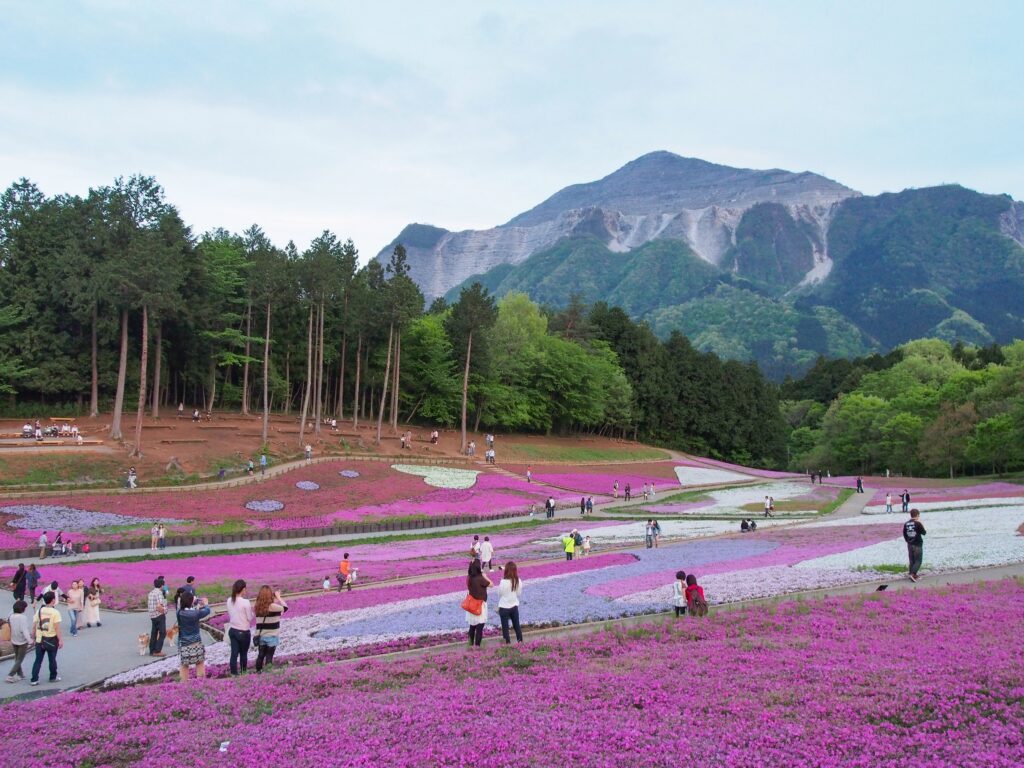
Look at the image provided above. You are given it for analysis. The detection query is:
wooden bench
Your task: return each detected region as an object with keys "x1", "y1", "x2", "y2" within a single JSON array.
[{"x1": 160, "y1": 438, "x2": 208, "y2": 444}]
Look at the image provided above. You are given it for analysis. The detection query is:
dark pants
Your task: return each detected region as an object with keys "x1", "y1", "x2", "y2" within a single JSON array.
[
  {"x1": 229, "y1": 628, "x2": 251, "y2": 674},
  {"x1": 498, "y1": 606, "x2": 522, "y2": 644},
  {"x1": 908, "y1": 544, "x2": 923, "y2": 576},
  {"x1": 255, "y1": 641, "x2": 277, "y2": 672},
  {"x1": 150, "y1": 614, "x2": 166, "y2": 654},
  {"x1": 8, "y1": 644, "x2": 28, "y2": 678},
  {"x1": 565, "y1": 552, "x2": 573, "y2": 561},
  {"x1": 30, "y1": 639, "x2": 58, "y2": 682},
  {"x1": 674, "y1": 606, "x2": 687, "y2": 617},
  {"x1": 468, "y1": 623, "x2": 484, "y2": 646},
  {"x1": 902, "y1": 502, "x2": 909, "y2": 513}
]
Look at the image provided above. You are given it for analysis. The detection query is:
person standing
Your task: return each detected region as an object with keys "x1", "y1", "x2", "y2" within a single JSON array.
[
  {"x1": 546, "y1": 496, "x2": 556, "y2": 519},
  {"x1": 901, "y1": 489, "x2": 911, "y2": 514},
  {"x1": 226, "y1": 579, "x2": 254, "y2": 674},
  {"x1": 29, "y1": 592, "x2": 63, "y2": 685},
  {"x1": 624, "y1": 483, "x2": 631, "y2": 501},
  {"x1": 5, "y1": 600, "x2": 31, "y2": 682},
  {"x1": 652, "y1": 519, "x2": 662, "y2": 548},
  {"x1": 645, "y1": 520, "x2": 654, "y2": 549},
  {"x1": 526, "y1": 466, "x2": 532, "y2": 483},
  {"x1": 650, "y1": 483, "x2": 656, "y2": 500},
  {"x1": 177, "y1": 402, "x2": 184, "y2": 419},
  {"x1": 885, "y1": 492, "x2": 893, "y2": 514},
  {"x1": 83, "y1": 583, "x2": 102, "y2": 628},
  {"x1": 253, "y1": 586, "x2": 288, "y2": 672},
  {"x1": 579, "y1": 497, "x2": 586, "y2": 516},
  {"x1": 147, "y1": 577, "x2": 168, "y2": 656},
  {"x1": 26, "y1": 565, "x2": 40, "y2": 605},
  {"x1": 479, "y1": 537, "x2": 494, "y2": 572},
  {"x1": 672, "y1": 571, "x2": 687, "y2": 617},
  {"x1": 175, "y1": 592, "x2": 210, "y2": 682},
  {"x1": 585, "y1": 497, "x2": 593, "y2": 515},
  {"x1": 685, "y1": 574, "x2": 708, "y2": 617},
  {"x1": 150, "y1": 524, "x2": 159, "y2": 551},
  {"x1": 582, "y1": 535, "x2": 591, "y2": 557},
  {"x1": 464, "y1": 561, "x2": 492, "y2": 647},
  {"x1": 562, "y1": 532, "x2": 575, "y2": 561},
  {"x1": 613, "y1": 480, "x2": 619, "y2": 498},
  {"x1": 38, "y1": 532, "x2": 48, "y2": 560},
  {"x1": 66, "y1": 580, "x2": 84, "y2": 637},
  {"x1": 338, "y1": 554, "x2": 353, "y2": 591},
  {"x1": 903, "y1": 509, "x2": 926, "y2": 582},
  {"x1": 305, "y1": 443, "x2": 312, "y2": 461},
  {"x1": 856, "y1": 476, "x2": 864, "y2": 493},
  {"x1": 157, "y1": 524, "x2": 167, "y2": 550},
  {"x1": 9, "y1": 564, "x2": 27, "y2": 603},
  {"x1": 497, "y1": 562, "x2": 524, "y2": 644},
  {"x1": 260, "y1": 452, "x2": 268, "y2": 476}
]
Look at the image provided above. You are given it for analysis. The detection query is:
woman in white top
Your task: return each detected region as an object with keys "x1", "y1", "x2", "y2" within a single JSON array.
[
  {"x1": 226, "y1": 579, "x2": 255, "y2": 675},
  {"x1": 497, "y1": 562, "x2": 524, "y2": 644},
  {"x1": 672, "y1": 570, "x2": 687, "y2": 617}
]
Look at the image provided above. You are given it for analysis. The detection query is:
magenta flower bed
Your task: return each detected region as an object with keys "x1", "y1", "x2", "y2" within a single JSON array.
[
  {"x1": 680, "y1": 455, "x2": 803, "y2": 479},
  {"x1": 2, "y1": 581, "x2": 1022, "y2": 766},
  {"x1": 862, "y1": 482, "x2": 1024, "y2": 506}
]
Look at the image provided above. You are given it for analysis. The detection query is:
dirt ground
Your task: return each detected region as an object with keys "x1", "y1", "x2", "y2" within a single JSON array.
[{"x1": 0, "y1": 412, "x2": 661, "y2": 483}]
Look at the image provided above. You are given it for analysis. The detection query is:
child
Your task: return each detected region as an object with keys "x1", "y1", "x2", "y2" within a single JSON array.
[
  {"x1": 685, "y1": 574, "x2": 708, "y2": 617},
  {"x1": 672, "y1": 570, "x2": 687, "y2": 617},
  {"x1": 582, "y1": 536, "x2": 591, "y2": 557},
  {"x1": 82, "y1": 542, "x2": 90, "y2": 558},
  {"x1": 322, "y1": 576, "x2": 331, "y2": 592}
]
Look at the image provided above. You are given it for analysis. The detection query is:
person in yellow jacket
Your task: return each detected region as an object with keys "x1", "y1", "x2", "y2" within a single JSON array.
[{"x1": 562, "y1": 532, "x2": 575, "y2": 561}]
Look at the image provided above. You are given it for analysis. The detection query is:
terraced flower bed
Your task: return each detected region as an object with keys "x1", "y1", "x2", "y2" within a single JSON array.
[{"x1": 6, "y1": 581, "x2": 1024, "y2": 766}]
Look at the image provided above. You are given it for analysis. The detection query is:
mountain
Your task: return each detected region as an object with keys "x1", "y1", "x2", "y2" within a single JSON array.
[
  {"x1": 379, "y1": 152, "x2": 1024, "y2": 378},
  {"x1": 376, "y1": 151, "x2": 857, "y2": 300}
]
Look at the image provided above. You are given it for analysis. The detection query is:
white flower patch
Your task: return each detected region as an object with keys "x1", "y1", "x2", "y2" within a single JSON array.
[
  {"x1": 339, "y1": 470, "x2": 360, "y2": 478},
  {"x1": 861, "y1": 497, "x2": 1024, "y2": 515},
  {"x1": 674, "y1": 466, "x2": 752, "y2": 486},
  {"x1": 1, "y1": 504, "x2": 184, "y2": 531},
  {"x1": 392, "y1": 464, "x2": 479, "y2": 489},
  {"x1": 244, "y1": 499, "x2": 284, "y2": 513},
  {"x1": 643, "y1": 481, "x2": 820, "y2": 517},
  {"x1": 541, "y1": 517, "x2": 797, "y2": 550},
  {"x1": 295, "y1": 481, "x2": 320, "y2": 491},
  {"x1": 615, "y1": 565, "x2": 880, "y2": 606},
  {"x1": 797, "y1": 505, "x2": 1024, "y2": 572}
]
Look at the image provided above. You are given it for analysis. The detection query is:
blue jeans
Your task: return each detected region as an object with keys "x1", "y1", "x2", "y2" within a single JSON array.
[
  {"x1": 68, "y1": 609, "x2": 79, "y2": 635},
  {"x1": 30, "y1": 639, "x2": 58, "y2": 682}
]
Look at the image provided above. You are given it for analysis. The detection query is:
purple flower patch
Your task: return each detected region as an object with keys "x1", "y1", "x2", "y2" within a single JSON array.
[
  {"x1": 295, "y1": 481, "x2": 320, "y2": 491},
  {"x1": 244, "y1": 499, "x2": 285, "y2": 513},
  {"x1": 339, "y1": 470, "x2": 360, "y2": 478}
]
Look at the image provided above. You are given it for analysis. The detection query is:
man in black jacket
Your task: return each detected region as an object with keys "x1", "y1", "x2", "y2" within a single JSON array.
[{"x1": 903, "y1": 509, "x2": 926, "y2": 582}]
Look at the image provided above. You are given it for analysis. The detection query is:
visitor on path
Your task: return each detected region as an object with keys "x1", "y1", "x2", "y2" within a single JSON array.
[
  {"x1": 5, "y1": 600, "x2": 31, "y2": 682},
  {"x1": 323, "y1": 576, "x2": 331, "y2": 591},
  {"x1": 642, "y1": 484, "x2": 650, "y2": 502},
  {"x1": 157, "y1": 524, "x2": 167, "y2": 550},
  {"x1": 192, "y1": 408, "x2": 200, "y2": 422},
  {"x1": 177, "y1": 402, "x2": 184, "y2": 419},
  {"x1": 885, "y1": 492, "x2": 893, "y2": 514},
  {"x1": 465, "y1": 561, "x2": 492, "y2": 647},
  {"x1": 573, "y1": 529, "x2": 584, "y2": 553},
  {"x1": 685, "y1": 575, "x2": 708, "y2": 617},
  {"x1": 856, "y1": 476, "x2": 864, "y2": 493},
  {"x1": 650, "y1": 483, "x2": 656, "y2": 500},
  {"x1": 901, "y1": 489, "x2": 911, "y2": 514},
  {"x1": 331, "y1": 418, "x2": 338, "y2": 431},
  {"x1": 767, "y1": 497, "x2": 775, "y2": 517},
  {"x1": 260, "y1": 452, "x2": 268, "y2": 476},
  {"x1": 903, "y1": 509, "x2": 926, "y2": 582},
  {"x1": 247, "y1": 459, "x2": 254, "y2": 475},
  {"x1": 672, "y1": 571, "x2": 687, "y2": 617},
  {"x1": 175, "y1": 591, "x2": 210, "y2": 681},
  {"x1": 38, "y1": 532, "x2": 48, "y2": 560},
  {"x1": 66, "y1": 580, "x2": 84, "y2": 637},
  {"x1": 226, "y1": 579, "x2": 255, "y2": 674},
  {"x1": 9, "y1": 564, "x2": 27, "y2": 603},
  {"x1": 175, "y1": 576, "x2": 196, "y2": 609},
  {"x1": 764, "y1": 496, "x2": 772, "y2": 518},
  {"x1": 150, "y1": 525, "x2": 159, "y2": 551},
  {"x1": 404, "y1": 431, "x2": 413, "y2": 450},
  {"x1": 26, "y1": 565, "x2": 40, "y2": 604},
  {"x1": 585, "y1": 497, "x2": 594, "y2": 515},
  {"x1": 253, "y1": 586, "x2": 288, "y2": 672},
  {"x1": 305, "y1": 444, "x2": 313, "y2": 461},
  {"x1": 338, "y1": 554, "x2": 353, "y2": 591},
  {"x1": 613, "y1": 480, "x2": 619, "y2": 498},
  {"x1": 497, "y1": 562, "x2": 524, "y2": 644},
  {"x1": 470, "y1": 535, "x2": 482, "y2": 560},
  {"x1": 43, "y1": 580, "x2": 63, "y2": 604},
  {"x1": 645, "y1": 520, "x2": 654, "y2": 549},
  {"x1": 127, "y1": 467, "x2": 138, "y2": 489},
  {"x1": 582, "y1": 536, "x2": 591, "y2": 557},
  {"x1": 467, "y1": 441, "x2": 476, "y2": 457},
  {"x1": 624, "y1": 483, "x2": 631, "y2": 501},
  {"x1": 580, "y1": 497, "x2": 586, "y2": 516},
  {"x1": 562, "y1": 532, "x2": 576, "y2": 561},
  {"x1": 545, "y1": 496, "x2": 555, "y2": 519},
  {"x1": 430, "y1": 429, "x2": 439, "y2": 444},
  {"x1": 749, "y1": 520, "x2": 757, "y2": 531},
  {"x1": 526, "y1": 466, "x2": 532, "y2": 483},
  {"x1": 480, "y1": 537, "x2": 494, "y2": 572},
  {"x1": 84, "y1": 583, "x2": 101, "y2": 627},
  {"x1": 29, "y1": 592, "x2": 63, "y2": 685},
  {"x1": 741, "y1": 519, "x2": 750, "y2": 533},
  {"x1": 652, "y1": 519, "x2": 662, "y2": 548},
  {"x1": 148, "y1": 577, "x2": 168, "y2": 657}
]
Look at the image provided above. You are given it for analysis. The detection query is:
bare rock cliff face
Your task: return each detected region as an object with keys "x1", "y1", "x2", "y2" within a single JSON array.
[{"x1": 377, "y1": 151, "x2": 859, "y2": 300}]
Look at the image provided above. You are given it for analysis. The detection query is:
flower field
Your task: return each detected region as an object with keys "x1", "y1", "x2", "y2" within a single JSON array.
[
  {"x1": 503, "y1": 459, "x2": 765, "y2": 495},
  {"x1": 4, "y1": 580, "x2": 1024, "y2": 766},
  {"x1": 0, "y1": 461, "x2": 578, "y2": 545}
]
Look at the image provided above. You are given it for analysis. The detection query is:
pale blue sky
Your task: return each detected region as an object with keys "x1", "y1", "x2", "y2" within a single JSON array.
[{"x1": 1, "y1": 2, "x2": 1021, "y2": 259}]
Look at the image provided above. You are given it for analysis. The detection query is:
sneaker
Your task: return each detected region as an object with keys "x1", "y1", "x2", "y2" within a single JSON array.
[
  {"x1": 30, "y1": 680, "x2": 39, "y2": 686},
  {"x1": 151, "y1": 651, "x2": 166, "y2": 657},
  {"x1": 5, "y1": 676, "x2": 16, "y2": 683},
  {"x1": 50, "y1": 676, "x2": 61, "y2": 682}
]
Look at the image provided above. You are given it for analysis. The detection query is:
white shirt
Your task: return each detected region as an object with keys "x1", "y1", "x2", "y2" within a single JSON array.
[
  {"x1": 226, "y1": 596, "x2": 255, "y2": 631},
  {"x1": 480, "y1": 542, "x2": 493, "y2": 561},
  {"x1": 497, "y1": 578, "x2": 523, "y2": 609},
  {"x1": 8, "y1": 613, "x2": 32, "y2": 645}
]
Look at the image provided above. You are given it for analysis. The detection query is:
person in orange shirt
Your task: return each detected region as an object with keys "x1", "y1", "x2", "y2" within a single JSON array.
[{"x1": 337, "y1": 554, "x2": 353, "y2": 592}]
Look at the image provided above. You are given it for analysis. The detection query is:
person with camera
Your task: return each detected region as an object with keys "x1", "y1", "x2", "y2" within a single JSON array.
[
  {"x1": 253, "y1": 586, "x2": 288, "y2": 672},
  {"x1": 29, "y1": 591, "x2": 63, "y2": 685},
  {"x1": 147, "y1": 577, "x2": 168, "y2": 656},
  {"x1": 176, "y1": 592, "x2": 211, "y2": 681}
]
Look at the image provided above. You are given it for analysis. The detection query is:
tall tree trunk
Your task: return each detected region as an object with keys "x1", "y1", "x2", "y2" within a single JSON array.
[
  {"x1": 298, "y1": 306, "x2": 314, "y2": 448},
  {"x1": 261, "y1": 301, "x2": 272, "y2": 446},
  {"x1": 336, "y1": 333, "x2": 347, "y2": 419},
  {"x1": 375, "y1": 324, "x2": 394, "y2": 445},
  {"x1": 352, "y1": 334, "x2": 362, "y2": 429},
  {"x1": 132, "y1": 305, "x2": 149, "y2": 457},
  {"x1": 390, "y1": 333, "x2": 401, "y2": 431},
  {"x1": 314, "y1": 302, "x2": 324, "y2": 436},
  {"x1": 241, "y1": 302, "x2": 252, "y2": 415},
  {"x1": 208, "y1": 358, "x2": 217, "y2": 415},
  {"x1": 150, "y1": 322, "x2": 162, "y2": 417},
  {"x1": 110, "y1": 308, "x2": 129, "y2": 440},
  {"x1": 89, "y1": 302, "x2": 99, "y2": 417},
  {"x1": 284, "y1": 352, "x2": 291, "y2": 415},
  {"x1": 459, "y1": 331, "x2": 473, "y2": 454}
]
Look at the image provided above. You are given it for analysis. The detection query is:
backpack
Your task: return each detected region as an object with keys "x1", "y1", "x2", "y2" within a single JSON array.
[
  {"x1": 574, "y1": 532, "x2": 583, "y2": 546},
  {"x1": 690, "y1": 594, "x2": 708, "y2": 617}
]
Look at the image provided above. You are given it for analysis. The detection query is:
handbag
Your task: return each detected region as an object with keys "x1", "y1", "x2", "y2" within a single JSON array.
[
  {"x1": 460, "y1": 594, "x2": 484, "y2": 616},
  {"x1": 0, "y1": 620, "x2": 10, "y2": 643}
]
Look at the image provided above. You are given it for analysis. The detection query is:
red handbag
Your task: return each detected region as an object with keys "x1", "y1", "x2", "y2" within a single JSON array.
[{"x1": 460, "y1": 594, "x2": 484, "y2": 615}]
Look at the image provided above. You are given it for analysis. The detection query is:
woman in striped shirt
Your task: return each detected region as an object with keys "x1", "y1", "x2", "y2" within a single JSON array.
[{"x1": 253, "y1": 585, "x2": 288, "y2": 672}]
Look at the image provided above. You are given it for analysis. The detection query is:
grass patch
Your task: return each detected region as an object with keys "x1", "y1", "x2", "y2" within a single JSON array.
[
  {"x1": 499, "y1": 443, "x2": 668, "y2": 463},
  {"x1": 91, "y1": 518, "x2": 555, "y2": 564},
  {"x1": 0, "y1": 454, "x2": 124, "y2": 487},
  {"x1": 855, "y1": 564, "x2": 907, "y2": 574}
]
